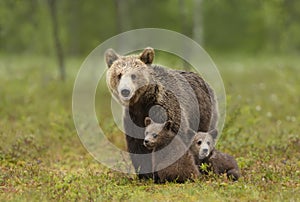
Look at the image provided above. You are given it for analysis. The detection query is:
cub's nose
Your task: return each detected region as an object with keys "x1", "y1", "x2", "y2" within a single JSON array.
[
  {"x1": 121, "y1": 89, "x2": 131, "y2": 97},
  {"x1": 203, "y1": 149, "x2": 208, "y2": 153},
  {"x1": 144, "y1": 139, "x2": 149, "y2": 145}
]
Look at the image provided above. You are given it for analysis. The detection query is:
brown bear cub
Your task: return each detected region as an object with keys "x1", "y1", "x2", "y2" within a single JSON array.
[
  {"x1": 189, "y1": 129, "x2": 241, "y2": 181},
  {"x1": 144, "y1": 117, "x2": 199, "y2": 183}
]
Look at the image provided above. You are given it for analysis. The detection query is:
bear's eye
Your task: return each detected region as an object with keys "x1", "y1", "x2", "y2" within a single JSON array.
[
  {"x1": 153, "y1": 133, "x2": 158, "y2": 138},
  {"x1": 197, "y1": 140, "x2": 202, "y2": 145},
  {"x1": 117, "y1": 74, "x2": 122, "y2": 80},
  {"x1": 131, "y1": 74, "x2": 136, "y2": 80},
  {"x1": 207, "y1": 142, "x2": 210, "y2": 145}
]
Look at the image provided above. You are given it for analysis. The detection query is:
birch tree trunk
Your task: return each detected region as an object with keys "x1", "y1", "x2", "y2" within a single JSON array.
[
  {"x1": 193, "y1": 0, "x2": 204, "y2": 45},
  {"x1": 48, "y1": 0, "x2": 66, "y2": 81}
]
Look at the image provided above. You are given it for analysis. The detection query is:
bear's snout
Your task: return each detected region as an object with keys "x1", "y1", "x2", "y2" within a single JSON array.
[
  {"x1": 143, "y1": 139, "x2": 150, "y2": 147},
  {"x1": 121, "y1": 88, "x2": 131, "y2": 97},
  {"x1": 143, "y1": 138, "x2": 154, "y2": 149},
  {"x1": 199, "y1": 148, "x2": 210, "y2": 159}
]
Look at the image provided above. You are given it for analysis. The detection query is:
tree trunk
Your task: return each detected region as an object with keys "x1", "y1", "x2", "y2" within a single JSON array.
[
  {"x1": 114, "y1": 0, "x2": 131, "y2": 51},
  {"x1": 114, "y1": 0, "x2": 131, "y2": 33},
  {"x1": 179, "y1": 0, "x2": 191, "y2": 71},
  {"x1": 48, "y1": 0, "x2": 65, "y2": 81},
  {"x1": 70, "y1": 0, "x2": 80, "y2": 55},
  {"x1": 193, "y1": 0, "x2": 204, "y2": 45},
  {"x1": 115, "y1": 0, "x2": 122, "y2": 34}
]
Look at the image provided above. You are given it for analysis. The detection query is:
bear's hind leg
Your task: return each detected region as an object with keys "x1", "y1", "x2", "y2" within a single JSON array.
[{"x1": 226, "y1": 169, "x2": 240, "y2": 181}]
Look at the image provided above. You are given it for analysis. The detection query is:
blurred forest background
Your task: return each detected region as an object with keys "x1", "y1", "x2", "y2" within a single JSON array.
[
  {"x1": 1, "y1": 0, "x2": 300, "y2": 70},
  {"x1": 1, "y1": 1, "x2": 300, "y2": 201}
]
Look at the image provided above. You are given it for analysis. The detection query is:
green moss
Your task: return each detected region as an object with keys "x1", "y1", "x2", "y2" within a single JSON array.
[{"x1": 0, "y1": 54, "x2": 299, "y2": 201}]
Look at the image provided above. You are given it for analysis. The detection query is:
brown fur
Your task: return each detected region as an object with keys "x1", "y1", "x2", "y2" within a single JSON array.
[
  {"x1": 190, "y1": 130, "x2": 240, "y2": 181},
  {"x1": 105, "y1": 47, "x2": 218, "y2": 179},
  {"x1": 144, "y1": 118, "x2": 199, "y2": 183}
]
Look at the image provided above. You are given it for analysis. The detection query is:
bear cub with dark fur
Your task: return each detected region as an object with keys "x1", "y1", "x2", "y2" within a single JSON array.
[
  {"x1": 189, "y1": 129, "x2": 241, "y2": 181},
  {"x1": 144, "y1": 117, "x2": 199, "y2": 183}
]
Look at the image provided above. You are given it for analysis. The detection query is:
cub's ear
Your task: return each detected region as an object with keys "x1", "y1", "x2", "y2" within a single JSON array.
[
  {"x1": 164, "y1": 120, "x2": 172, "y2": 130},
  {"x1": 139, "y1": 47, "x2": 154, "y2": 64},
  {"x1": 144, "y1": 117, "x2": 153, "y2": 127},
  {"x1": 186, "y1": 129, "x2": 196, "y2": 140},
  {"x1": 105, "y1": 48, "x2": 119, "y2": 68},
  {"x1": 209, "y1": 129, "x2": 218, "y2": 140}
]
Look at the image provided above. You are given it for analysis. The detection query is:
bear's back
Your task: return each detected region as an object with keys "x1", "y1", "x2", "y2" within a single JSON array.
[{"x1": 211, "y1": 150, "x2": 239, "y2": 171}]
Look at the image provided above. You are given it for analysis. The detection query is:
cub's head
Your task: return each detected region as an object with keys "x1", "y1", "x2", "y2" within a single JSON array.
[
  {"x1": 190, "y1": 129, "x2": 218, "y2": 159},
  {"x1": 105, "y1": 47, "x2": 155, "y2": 106},
  {"x1": 143, "y1": 117, "x2": 174, "y2": 150}
]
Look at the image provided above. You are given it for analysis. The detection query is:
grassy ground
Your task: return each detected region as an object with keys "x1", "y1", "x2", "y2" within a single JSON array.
[{"x1": 0, "y1": 53, "x2": 299, "y2": 201}]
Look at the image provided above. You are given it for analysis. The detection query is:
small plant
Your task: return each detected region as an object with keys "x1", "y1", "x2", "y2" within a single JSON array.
[{"x1": 5, "y1": 134, "x2": 46, "y2": 162}]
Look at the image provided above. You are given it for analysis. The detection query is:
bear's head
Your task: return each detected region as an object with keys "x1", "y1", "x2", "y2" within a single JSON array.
[
  {"x1": 105, "y1": 47, "x2": 155, "y2": 106},
  {"x1": 189, "y1": 129, "x2": 218, "y2": 159},
  {"x1": 143, "y1": 117, "x2": 173, "y2": 150}
]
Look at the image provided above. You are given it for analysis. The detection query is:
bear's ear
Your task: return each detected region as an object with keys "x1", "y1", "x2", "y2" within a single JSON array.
[
  {"x1": 139, "y1": 47, "x2": 154, "y2": 64},
  {"x1": 164, "y1": 120, "x2": 172, "y2": 130},
  {"x1": 105, "y1": 48, "x2": 119, "y2": 68},
  {"x1": 144, "y1": 117, "x2": 153, "y2": 127},
  {"x1": 209, "y1": 129, "x2": 218, "y2": 140}
]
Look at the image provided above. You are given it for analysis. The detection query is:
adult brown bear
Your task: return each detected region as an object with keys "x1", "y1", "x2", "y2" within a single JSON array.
[{"x1": 105, "y1": 47, "x2": 218, "y2": 179}]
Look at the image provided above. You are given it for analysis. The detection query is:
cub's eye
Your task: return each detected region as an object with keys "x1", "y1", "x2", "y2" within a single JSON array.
[
  {"x1": 117, "y1": 74, "x2": 122, "y2": 80},
  {"x1": 197, "y1": 140, "x2": 202, "y2": 145},
  {"x1": 153, "y1": 133, "x2": 158, "y2": 138},
  {"x1": 207, "y1": 142, "x2": 210, "y2": 145},
  {"x1": 131, "y1": 74, "x2": 136, "y2": 80}
]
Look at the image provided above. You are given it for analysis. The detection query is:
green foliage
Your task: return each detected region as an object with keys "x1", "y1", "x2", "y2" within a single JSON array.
[
  {"x1": 1, "y1": 0, "x2": 300, "y2": 55},
  {"x1": 0, "y1": 54, "x2": 299, "y2": 201}
]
